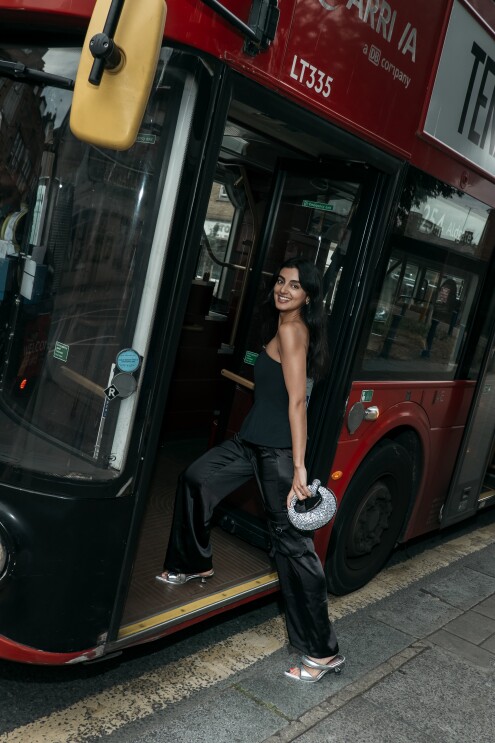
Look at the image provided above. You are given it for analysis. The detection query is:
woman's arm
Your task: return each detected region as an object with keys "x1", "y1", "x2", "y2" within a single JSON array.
[{"x1": 278, "y1": 322, "x2": 312, "y2": 508}]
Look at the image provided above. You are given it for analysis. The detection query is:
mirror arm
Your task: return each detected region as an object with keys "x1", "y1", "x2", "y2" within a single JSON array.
[{"x1": 88, "y1": 0, "x2": 126, "y2": 86}]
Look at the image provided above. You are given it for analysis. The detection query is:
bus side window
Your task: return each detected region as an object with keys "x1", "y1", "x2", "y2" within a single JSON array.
[{"x1": 357, "y1": 168, "x2": 493, "y2": 380}]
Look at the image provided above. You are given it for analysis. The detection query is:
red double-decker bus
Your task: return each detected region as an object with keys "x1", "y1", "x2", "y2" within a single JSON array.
[{"x1": 0, "y1": 0, "x2": 494, "y2": 664}]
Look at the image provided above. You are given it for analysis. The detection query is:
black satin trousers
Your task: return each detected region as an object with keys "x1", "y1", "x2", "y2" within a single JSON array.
[{"x1": 163, "y1": 434, "x2": 339, "y2": 658}]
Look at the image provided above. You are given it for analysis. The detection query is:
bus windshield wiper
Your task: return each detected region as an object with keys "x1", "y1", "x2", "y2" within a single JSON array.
[{"x1": 0, "y1": 60, "x2": 74, "y2": 90}]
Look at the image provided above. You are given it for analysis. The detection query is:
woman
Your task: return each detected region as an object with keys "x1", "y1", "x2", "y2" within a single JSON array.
[{"x1": 156, "y1": 257, "x2": 344, "y2": 682}]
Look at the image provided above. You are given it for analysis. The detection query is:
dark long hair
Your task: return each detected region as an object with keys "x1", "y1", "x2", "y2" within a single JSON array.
[{"x1": 261, "y1": 257, "x2": 329, "y2": 381}]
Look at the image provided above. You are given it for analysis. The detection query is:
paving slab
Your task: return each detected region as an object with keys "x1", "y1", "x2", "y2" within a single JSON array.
[
  {"x1": 288, "y1": 696, "x2": 434, "y2": 743},
  {"x1": 363, "y1": 645, "x2": 495, "y2": 743},
  {"x1": 428, "y1": 628, "x2": 495, "y2": 669},
  {"x1": 421, "y1": 566, "x2": 495, "y2": 609},
  {"x1": 100, "y1": 686, "x2": 286, "y2": 743},
  {"x1": 442, "y1": 610, "x2": 495, "y2": 644},
  {"x1": 236, "y1": 614, "x2": 412, "y2": 720},
  {"x1": 261, "y1": 644, "x2": 429, "y2": 743},
  {"x1": 367, "y1": 587, "x2": 461, "y2": 638},
  {"x1": 472, "y1": 593, "x2": 495, "y2": 619},
  {"x1": 461, "y1": 543, "x2": 495, "y2": 577},
  {"x1": 480, "y1": 634, "x2": 495, "y2": 652}
]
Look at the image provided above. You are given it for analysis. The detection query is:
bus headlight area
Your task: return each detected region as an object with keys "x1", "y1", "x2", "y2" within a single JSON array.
[
  {"x1": 0, "y1": 519, "x2": 15, "y2": 581},
  {"x1": 0, "y1": 529, "x2": 9, "y2": 578}
]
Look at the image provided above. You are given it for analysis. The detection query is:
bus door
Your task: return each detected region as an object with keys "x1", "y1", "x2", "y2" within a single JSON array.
[
  {"x1": 441, "y1": 326, "x2": 495, "y2": 527},
  {"x1": 213, "y1": 160, "x2": 377, "y2": 538},
  {"x1": 117, "y1": 147, "x2": 384, "y2": 645},
  {"x1": 229, "y1": 159, "x2": 382, "y2": 482}
]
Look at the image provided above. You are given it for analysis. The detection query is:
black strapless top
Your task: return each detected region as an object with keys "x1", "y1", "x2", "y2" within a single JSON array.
[{"x1": 238, "y1": 350, "x2": 292, "y2": 448}]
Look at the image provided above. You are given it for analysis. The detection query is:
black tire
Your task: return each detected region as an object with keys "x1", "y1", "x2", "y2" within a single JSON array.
[{"x1": 325, "y1": 440, "x2": 413, "y2": 595}]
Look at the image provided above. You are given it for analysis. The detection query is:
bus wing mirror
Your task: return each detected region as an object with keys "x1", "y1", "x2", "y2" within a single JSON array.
[{"x1": 70, "y1": 0, "x2": 166, "y2": 151}]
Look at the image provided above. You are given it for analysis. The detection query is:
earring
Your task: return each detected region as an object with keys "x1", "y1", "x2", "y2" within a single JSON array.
[{"x1": 306, "y1": 297, "x2": 310, "y2": 305}]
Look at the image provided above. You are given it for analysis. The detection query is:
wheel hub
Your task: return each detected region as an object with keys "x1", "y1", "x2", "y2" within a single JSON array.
[{"x1": 347, "y1": 480, "x2": 393, "y2": 556}]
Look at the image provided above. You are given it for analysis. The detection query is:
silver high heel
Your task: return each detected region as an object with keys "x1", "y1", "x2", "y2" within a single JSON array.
[
  {"x1": 284, "y1": 653, "x2": 345, "y2": 683},
  {"x1": 155, "y1": 570, "x2": 214, "y2": 585}
]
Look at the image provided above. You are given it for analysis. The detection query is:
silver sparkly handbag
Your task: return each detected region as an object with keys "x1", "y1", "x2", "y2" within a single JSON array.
[{"x1": 287, "y1": 479, "x2": 337, "y2": 531}]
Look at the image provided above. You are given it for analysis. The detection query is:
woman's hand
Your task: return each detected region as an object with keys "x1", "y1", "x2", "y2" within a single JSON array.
[{"x1": 287, "y1": 465, "x2": 312, "y2": 509}]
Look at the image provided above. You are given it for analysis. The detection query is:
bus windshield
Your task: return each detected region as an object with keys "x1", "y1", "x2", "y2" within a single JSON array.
[{"x1": 0, "y1": 46, "x2": 191, "y2": 480}]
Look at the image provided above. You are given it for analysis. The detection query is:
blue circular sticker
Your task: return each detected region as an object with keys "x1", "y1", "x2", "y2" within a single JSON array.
[{"x1": 116, "y1": 348, "x2": 141, "y2": 374}]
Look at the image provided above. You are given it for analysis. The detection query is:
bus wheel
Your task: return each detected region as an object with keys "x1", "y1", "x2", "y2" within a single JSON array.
[{"x1": 325, "y1": 440, "x2": 412, "y2": 595}]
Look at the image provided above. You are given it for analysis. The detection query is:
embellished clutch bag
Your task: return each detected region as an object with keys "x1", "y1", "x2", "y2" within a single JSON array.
[{"x1": 288, "y1": 479, "x2": 337, "y2": 531}]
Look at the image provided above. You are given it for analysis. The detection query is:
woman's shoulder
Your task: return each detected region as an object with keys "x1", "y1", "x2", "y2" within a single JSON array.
[{"x1": 277, "y1": 320, "x2": 309, "y2": 348}]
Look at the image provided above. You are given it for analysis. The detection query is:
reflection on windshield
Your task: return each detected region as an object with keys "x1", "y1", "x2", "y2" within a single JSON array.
[
  {"x1": 397, "y1": 173, "x2": 490, "y2": 256},
  {"x1": 0, "y1": 47, "x2": 181, "y2": 480}
]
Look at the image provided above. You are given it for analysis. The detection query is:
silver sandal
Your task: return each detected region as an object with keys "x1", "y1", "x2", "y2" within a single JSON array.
[
  {"x1": 284, "y1": 654, "x2": 345, "y2": 683},
  {"x1": 155, "y1": 570, "x2": 214, "y2": 585}
]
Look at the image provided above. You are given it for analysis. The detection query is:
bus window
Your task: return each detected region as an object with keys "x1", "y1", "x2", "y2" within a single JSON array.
[
  {"x1": 466, "y1": 214, "x2": 495, "y2": 380},
  {"x1": 358, "y1": 169, "x2": 493, "y2": 380},
  {"x1": 0, "y1": 47, "x2": 195, "y2": 479}
]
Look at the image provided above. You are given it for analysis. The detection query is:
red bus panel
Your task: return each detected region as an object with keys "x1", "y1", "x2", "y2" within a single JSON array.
[{"x1": 279, "y1": 1, "x2": 448, "y2": 158}]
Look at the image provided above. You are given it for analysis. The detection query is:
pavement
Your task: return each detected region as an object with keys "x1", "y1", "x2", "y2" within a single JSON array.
[{"x1": 104, "y1": 523, "x2": 495, "y2": 743}]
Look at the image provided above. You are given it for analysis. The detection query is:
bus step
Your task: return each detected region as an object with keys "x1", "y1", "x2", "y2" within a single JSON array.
[
  {"x1": 83, "y1": 650, "x2": 122, "y2": 666},
  {"x1": 483, "y1": 471, "x2": 495, "y2": 489},
  {"x1": 478, "y1": 486, "x2": 495, "y2": 510}
]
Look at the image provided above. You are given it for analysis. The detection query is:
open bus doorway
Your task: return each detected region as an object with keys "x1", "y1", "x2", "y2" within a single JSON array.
[
  {"x1": 118, "y1": 110, "x2": 372, "y2": 643},
  {"x1": 119, "y1": 123, "x2": 285, "y2": 636},
  {"x1": 120, "y1": 150, "x2": 276, "y2": 633}
]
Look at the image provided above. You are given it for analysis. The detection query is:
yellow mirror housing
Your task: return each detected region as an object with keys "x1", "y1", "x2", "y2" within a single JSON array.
[{"x1": 70, "y1": 0, "x2": 166, "y2": 150}]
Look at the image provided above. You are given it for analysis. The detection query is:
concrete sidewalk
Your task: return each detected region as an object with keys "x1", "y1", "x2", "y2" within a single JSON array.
[
  {"x1": 260, "y1": 541, "x2": 495, "y2": 743},
  {"x1": 111, "y1": 532, "x2": 495, "y2": 743}
]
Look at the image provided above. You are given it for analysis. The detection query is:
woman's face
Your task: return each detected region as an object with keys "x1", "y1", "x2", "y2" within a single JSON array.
[{"x1": 273, "y1": 267, "x2": 309, "y2": 314}]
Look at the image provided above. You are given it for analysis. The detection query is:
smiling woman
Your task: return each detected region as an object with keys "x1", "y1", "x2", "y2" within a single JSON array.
[
  {"x1": 273, "y1": 268, "x2": 309, "y2": 311},
  {"x1": 157, "y1": 256, "x2": 344, "y2": 682}
]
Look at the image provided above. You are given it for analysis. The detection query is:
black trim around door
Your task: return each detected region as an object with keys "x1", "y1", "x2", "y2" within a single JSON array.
[{"x1": 307, "y1": 164, "x2": 407, "y2": 481}]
